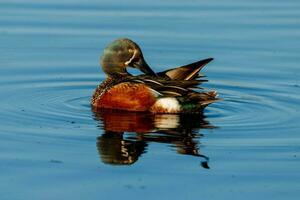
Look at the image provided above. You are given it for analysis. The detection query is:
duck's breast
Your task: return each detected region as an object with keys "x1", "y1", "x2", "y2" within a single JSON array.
[{"x1": 93, "y1": 82, "x2": 157, "y2": 112}]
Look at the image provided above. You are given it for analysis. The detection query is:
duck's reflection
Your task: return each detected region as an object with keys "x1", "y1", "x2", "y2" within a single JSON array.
[{"x1": 93, "y1": 109, "x2": 214, "y2": 168}]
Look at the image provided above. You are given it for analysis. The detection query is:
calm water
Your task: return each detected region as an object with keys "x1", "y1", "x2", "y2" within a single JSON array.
[{"x1": 1, "y1": 0, "x2": 300, "y2": 199}]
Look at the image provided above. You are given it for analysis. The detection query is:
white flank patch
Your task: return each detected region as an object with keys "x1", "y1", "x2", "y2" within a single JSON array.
[{"x1": 152, "y1": 97, "x2": 181, "y2": 113}]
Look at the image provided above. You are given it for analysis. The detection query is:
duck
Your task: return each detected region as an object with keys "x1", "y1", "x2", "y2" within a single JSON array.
[{"x1": 91, "y1": 38, "x2": 219, "y2": 113}]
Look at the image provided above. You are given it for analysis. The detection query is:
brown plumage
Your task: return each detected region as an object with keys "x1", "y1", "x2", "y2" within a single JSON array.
[{"x1": 94, "y1": 82, "x2": 156, "y2": 112}]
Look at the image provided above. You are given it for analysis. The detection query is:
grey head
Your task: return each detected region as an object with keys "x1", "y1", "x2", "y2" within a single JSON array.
[{"x1": 100, "y1": 38, "x2": 156, "y2": 77}]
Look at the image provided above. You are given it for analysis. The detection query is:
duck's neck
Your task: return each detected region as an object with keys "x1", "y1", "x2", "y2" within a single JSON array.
[
  {"x1": 103, "y1": 67, "x2": 130, "y2": 79},
  {"x1": 107, "y1": 71, "x2": 131, "y2": 79},
  {"x1": 102, "y1": 65, "x2": 128, "y2": 76}
]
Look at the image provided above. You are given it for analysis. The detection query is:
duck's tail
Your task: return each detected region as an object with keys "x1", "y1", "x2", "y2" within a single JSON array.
[{"x1": 179, "y1": 90, "x2": 220, "y2": 113}]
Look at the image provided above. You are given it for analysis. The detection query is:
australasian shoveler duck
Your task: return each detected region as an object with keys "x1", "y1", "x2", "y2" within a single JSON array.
[{"x1": 91, "y1": 38, "x2": 219, "y2": 113}]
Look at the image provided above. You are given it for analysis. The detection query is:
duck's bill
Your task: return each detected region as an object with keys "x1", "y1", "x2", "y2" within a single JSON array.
[{"x1": 132, "y1": 58, "x2": 157, "y2": 77}]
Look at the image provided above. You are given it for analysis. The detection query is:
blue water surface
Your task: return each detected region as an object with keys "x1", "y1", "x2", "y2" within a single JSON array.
[{"x1": 0, "y1": 0, "x2": 300, "y2": 199}]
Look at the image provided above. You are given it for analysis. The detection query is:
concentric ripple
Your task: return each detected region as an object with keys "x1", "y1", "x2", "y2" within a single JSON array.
[
  {"x1": 0, "y1": 70, "x2": 299, "y2": 137},
  {"x1": 205, "y1": 80, "x2": 300, "y2": 132},
  {"x1": 0, "y1": 73, "x2": 101, "y2": 135}
]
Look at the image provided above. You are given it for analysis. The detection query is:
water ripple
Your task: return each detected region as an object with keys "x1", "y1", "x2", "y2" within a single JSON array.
[
  {"x1": 206, "y1": 81, "x2": 299, "y2": 132},
  {"x1": 0, "y1": 70, "x2": 298, "y2": 136}
]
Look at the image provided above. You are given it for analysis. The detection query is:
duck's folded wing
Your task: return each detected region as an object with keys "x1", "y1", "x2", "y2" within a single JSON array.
[{"x1": 157, "y1": 58, "x2": 213, "y2": 80}]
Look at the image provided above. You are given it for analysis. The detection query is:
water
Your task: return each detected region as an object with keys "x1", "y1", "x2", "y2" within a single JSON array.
[{"x1": 1, "y1": 0, "x2": 300, "y2": 199}]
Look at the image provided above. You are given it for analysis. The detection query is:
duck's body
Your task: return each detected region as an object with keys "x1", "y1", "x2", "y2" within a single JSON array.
[{"x1": 92, "y1": 38, "x2": 218, "y2": 113}]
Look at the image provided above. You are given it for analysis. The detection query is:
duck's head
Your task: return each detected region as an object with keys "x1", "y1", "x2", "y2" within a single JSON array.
[{"x1": 100, "y1": 38, "x2": 156, "y2": 77}]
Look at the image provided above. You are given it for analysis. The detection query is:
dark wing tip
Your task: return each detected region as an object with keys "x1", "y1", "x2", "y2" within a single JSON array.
[
  {"x1": 203, "y1": 57, "x2": 214, "y2": 62},
  {"x1": 194, "y1": 57, "x2": 214, "y2": 67},
  {"x1": 183, "y1": 57, "x2": 214, "y2": 80}
]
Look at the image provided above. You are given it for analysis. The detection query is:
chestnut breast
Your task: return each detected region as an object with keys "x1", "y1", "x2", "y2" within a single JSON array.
[{"x1": 93, "y1": 82, "x2": 157, "y2": 112}]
